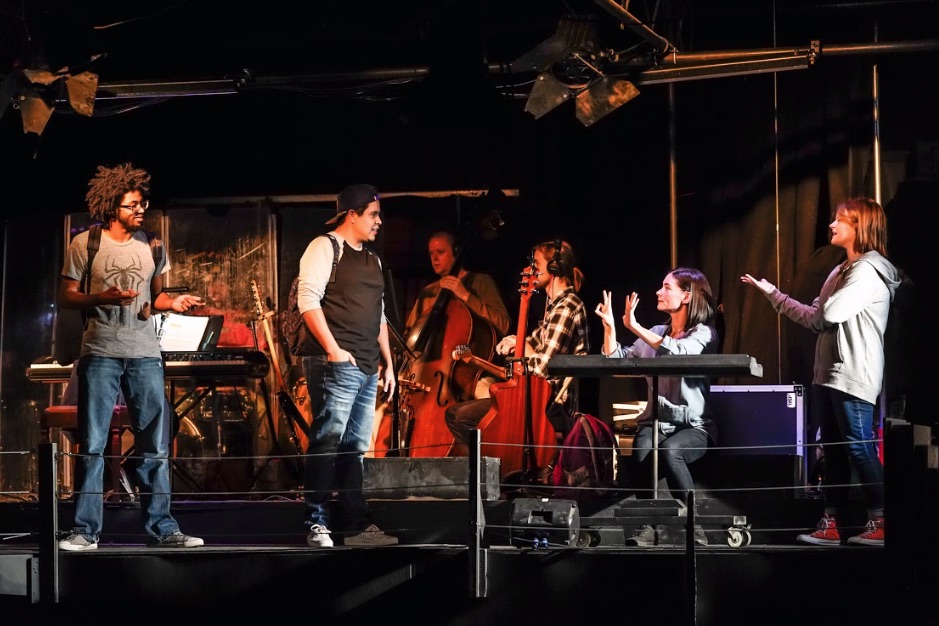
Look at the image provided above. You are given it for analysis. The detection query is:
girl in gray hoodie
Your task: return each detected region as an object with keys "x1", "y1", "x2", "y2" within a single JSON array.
[{"x1": 742, "y1": 197, "x2": 899, "y2": 547}]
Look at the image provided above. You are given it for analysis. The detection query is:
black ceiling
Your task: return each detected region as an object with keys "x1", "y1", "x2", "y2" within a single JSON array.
[
  {"x1": 5, "y1": 1, "x2": 938, "y2": 95},
  {"x1": 2, "y1": 0, "x2": 938, "y2": 209}
]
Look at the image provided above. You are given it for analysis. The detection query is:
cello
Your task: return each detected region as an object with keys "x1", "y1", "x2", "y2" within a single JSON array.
[
  {"x1": 473, "y1": 260, "x2": 557, "y2": 480},
  {"x1": 395, "y1": 217, "x2": 501, "y2": 458}
]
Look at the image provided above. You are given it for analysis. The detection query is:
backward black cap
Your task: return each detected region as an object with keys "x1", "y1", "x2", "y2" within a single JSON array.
[{"x1": 326, "y1": 184, "x2": 379, "y2": 225}]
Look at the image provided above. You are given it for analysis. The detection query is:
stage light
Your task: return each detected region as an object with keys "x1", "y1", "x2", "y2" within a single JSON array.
[
  {"x1": 575, "y1": 76, "x2": 640, "y2": 126},
  {"x1": 14, "y1": 68, "x2": 99, "y2": 135},
  {"x1": 524, "y1": 73, "x2": 575, "y2": 119},
  {"x1": 1, "y1": 52, "x2": 102, "y2": 136},
  {"x1": 515, "y1": 13, "x2": 643, "y2": 125}
]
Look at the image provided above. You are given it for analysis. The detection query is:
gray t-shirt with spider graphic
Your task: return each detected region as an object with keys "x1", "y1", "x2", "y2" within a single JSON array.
[{"x1": 61, "y1": 228, "x2": 169, "y2": 359}]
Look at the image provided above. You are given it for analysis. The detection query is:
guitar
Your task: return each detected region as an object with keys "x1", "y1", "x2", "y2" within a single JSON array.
[
  {"x1": 250, "y1": 280, "x2": 312, "y2": 471},
  {"x1": 474, "y1": 259, "x2": 557, "y2": 479},
  {"x1": 451, "y1": 344, "x2": 510, "y2": 382}
]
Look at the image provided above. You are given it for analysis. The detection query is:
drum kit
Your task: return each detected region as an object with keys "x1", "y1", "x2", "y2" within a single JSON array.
[{"x1": 173, "y1": 386, "x2": 258, "y2": 496}]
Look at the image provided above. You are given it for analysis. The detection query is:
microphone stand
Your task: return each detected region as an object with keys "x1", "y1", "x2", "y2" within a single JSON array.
[{"x1": 384, "y1": 322, "x2": 417, "y2": 457}]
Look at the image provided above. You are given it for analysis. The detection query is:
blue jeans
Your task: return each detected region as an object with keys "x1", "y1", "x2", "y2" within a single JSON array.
[
  {"x1": 301, "y1": 356, "x2": 378, "y2": 533},
  {"x1": 632, "y1": 425, "x2": 709, "y2": 502},
  {"x1": 812, "y1": 385, "x2": 884, "y2": 513},
  {"x1": 73, "y1": 356, "x2": 180, "y2": 541}
]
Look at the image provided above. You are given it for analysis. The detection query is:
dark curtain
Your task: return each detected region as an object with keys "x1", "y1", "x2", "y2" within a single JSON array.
[{"x1": 688, "y1": 56, "x2": 924, "y2": 425}]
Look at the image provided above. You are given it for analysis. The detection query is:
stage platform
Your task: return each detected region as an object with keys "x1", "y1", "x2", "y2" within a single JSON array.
[
  {"x1": 2, "y1": 415, "x2": 937, "y2": 625},
  {"x1": 0, "y1": 491, "x2": 931, "y2": 625}
]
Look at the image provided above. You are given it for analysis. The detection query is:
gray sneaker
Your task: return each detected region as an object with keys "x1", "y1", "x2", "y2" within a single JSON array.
[
  {"x1": 306, "y1": 524, "x2": 334, "y2": 548},
  {"x1": 152, "y1": 531, "x2": 204, "y2": 548},
  {"x1": 344, "y1": 523, "x2": 398, "y2": 547},
  {"x1": 625, "y1": 525, "x2": 656, "y2": 547},
  {"x1": 58, "y1": 533, "x2": 97, "y2": 551}
]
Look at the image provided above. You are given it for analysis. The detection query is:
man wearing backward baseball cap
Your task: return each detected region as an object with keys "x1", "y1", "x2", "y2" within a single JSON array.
[{"x1": 296, "y1": 183, "x2": 398, "y2": 547}]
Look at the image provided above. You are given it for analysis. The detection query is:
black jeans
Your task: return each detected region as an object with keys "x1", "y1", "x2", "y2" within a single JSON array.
[
  {"x1": 444, "y1": 398, "x2": 492, "y2": 444},
  {"x1": 631, "y1": 425, "x2": 709, "y2": 502}
]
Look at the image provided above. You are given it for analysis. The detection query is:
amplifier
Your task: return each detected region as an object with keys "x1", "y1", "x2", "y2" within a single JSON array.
[{"x1": 509, "y1": 498, "x2": 580, "y2": 548}]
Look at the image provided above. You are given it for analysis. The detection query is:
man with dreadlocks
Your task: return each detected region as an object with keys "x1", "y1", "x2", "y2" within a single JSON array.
[{"x1": 57, "y1": 163, "x2": 205, "y2": 551}]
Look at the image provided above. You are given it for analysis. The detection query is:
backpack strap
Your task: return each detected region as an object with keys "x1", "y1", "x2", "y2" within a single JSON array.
[
  {"x1": 326, "y1": 234, "x2": 340, "y2": 283},
  {"x1": 82, "y1": 224, "x2": 102, "y2": 295},
  {"x1": 145, "y1": 230, "x2": 164, "y2": 273},
  {"x1": 79, "y1": 225, "x2": 103, "y2": 326}
]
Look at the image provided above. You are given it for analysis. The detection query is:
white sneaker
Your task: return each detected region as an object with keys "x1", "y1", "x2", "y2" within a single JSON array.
[
  {"x1": 58, "y1": 533, "x2": 98, "y2": 551},
  {"x1": 306, "y1": 524, "x2": 334, "y2": 548}
]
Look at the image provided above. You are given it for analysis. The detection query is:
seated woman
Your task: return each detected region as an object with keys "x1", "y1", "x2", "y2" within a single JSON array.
[{"x1": 595, "y1": 267, "x2": 719, "y2": 546}]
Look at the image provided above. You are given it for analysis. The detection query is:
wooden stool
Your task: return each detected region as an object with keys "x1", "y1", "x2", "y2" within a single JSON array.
[{"x1": 41, "y1": 405, "x2": 133, "y2": 499}]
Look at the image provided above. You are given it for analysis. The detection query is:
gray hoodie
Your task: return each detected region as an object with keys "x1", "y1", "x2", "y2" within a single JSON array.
[{"x1": 765, "y1": 250, "x2": 900, "y2": 405}]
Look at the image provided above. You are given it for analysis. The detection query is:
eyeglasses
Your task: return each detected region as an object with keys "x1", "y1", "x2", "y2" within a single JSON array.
[{"x1": 119, "y1": 200, "x2": 149, "y2": 212}]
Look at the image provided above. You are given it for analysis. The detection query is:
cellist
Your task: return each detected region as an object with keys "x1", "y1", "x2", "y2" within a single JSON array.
[
  {"x1": 403, "y1": 230, "x2": 512, "y2": 399},
  {"x1": 444, "y1": 239, "x2": 589, "y2": 452},
  {"x1": 372, "y1": 230, "x2": 512, "y2": 458}
]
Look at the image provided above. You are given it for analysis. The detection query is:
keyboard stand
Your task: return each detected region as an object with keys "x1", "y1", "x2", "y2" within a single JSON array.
[
  {"x1": 168, "y1": 386, "x2": 212, "y2": 492},
  {"x1": 168, "y1": 375, "x2": 277, "y2": 495}
]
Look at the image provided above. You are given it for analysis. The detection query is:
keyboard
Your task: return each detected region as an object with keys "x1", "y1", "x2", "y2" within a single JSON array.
[{"x1": 27, "y1": 350, "x2": 270, "y2": 383}]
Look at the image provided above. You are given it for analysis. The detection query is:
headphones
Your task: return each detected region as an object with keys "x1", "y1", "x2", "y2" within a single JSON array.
[{"x1": 547, "y1": 238, "x2": 564, "y2": 277}]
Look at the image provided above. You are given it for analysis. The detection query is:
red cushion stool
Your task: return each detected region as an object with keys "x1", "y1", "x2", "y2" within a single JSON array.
[{"x1": 41, "y1": 405, "x2": 133, "y2": 500}]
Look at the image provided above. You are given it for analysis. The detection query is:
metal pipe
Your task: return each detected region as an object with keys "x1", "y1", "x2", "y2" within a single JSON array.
[
  {"x1": 89, "y1": 39, "x2": 939, "y2": 100},
  {"x1": 668, "y1": 82, "x2": 677, "y2": 268},
  {"x1": 593, "y1": 0, "x2": 674, "y2": 54}
]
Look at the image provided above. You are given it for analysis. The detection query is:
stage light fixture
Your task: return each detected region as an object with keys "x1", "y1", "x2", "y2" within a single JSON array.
[
  {"x1": 524, "y1": 73, "x2": 575, "y2": 119},
  {"x1": 575, "y1": 76, "x2": 640, "y2": 126},
  {"x1": 511, "y1": 14, "x2": 600, "y2": 74},
  {"x1": 1, "y1": 52, "x2": 103, "y2": 136},
  {"x1": 515, "y1": 13, "x2": 642, "y2": 125},
  {"x1": 14, "y1": 67, "x2": 99, "y2": 135}
]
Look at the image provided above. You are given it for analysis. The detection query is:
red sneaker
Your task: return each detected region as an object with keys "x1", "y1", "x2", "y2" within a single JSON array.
[
  {"x1": 796, "y1": 514, "x2": 840, "y2": 546},
  {"x1": 847, "y1": 517, "x2": 884, "y2": 546}
]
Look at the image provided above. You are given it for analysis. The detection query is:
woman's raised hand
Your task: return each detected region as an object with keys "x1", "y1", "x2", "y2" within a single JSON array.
[
  {"x1": 594, "y1": 289, "x2": 616, "y2": 328},
  {"x1": 622, "y1": 292, "x2": 639, "y2": 330},
  {"x1": 741, "y1": 273, "x2": 775, "y2": 295}
]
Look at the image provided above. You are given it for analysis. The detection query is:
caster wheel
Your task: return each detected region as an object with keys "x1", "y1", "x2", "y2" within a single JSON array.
[
  {"x1": 575, "y1": 531, "x2": 599, "y2": 547},
  {"x1": 727, "y1": 528, "x2": 745, "y2": 548}
]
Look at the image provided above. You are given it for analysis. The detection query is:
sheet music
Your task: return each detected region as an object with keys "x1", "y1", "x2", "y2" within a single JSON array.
[{"x1": 158, "y1": 313, "x2": 212, "y2": 352}]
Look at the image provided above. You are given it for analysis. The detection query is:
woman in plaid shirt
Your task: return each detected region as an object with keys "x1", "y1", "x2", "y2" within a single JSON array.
[{"x1": 445, "y1": 239, "x2": 589, "y2": 451}]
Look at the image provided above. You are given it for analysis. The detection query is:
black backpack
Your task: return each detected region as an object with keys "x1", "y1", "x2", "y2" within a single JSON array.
[{"x1": 53, "y1": 224, "x2": 163, "y2": 365}]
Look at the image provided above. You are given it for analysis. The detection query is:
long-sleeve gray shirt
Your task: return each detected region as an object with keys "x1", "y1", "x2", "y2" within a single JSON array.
[
  {"x1": 764, "y1": 250, "x2": 899, "y2": 405},
  {"x1": 605, "y1": 323, "x2": 719, "y2": 442}
]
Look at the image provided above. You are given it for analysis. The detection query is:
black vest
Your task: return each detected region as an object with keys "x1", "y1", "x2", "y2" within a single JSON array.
[{"x1": 319, "y1": 242, "x2": 384, "y2": 375}]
